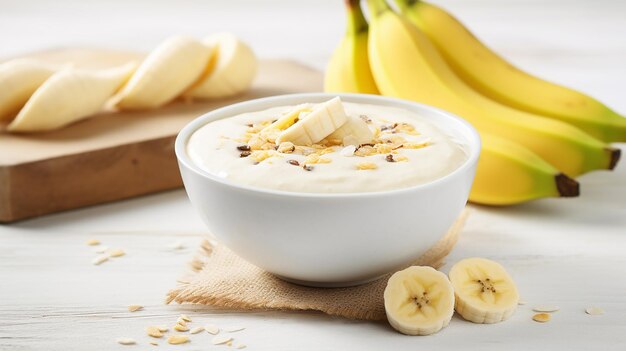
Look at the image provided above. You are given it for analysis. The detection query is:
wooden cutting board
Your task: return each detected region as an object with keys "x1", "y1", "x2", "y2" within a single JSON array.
[{"x1": 0, "y1": 49, "x2": 323, "y2": 222}]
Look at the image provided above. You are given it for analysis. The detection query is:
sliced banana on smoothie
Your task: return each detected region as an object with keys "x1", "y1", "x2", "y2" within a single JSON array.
[
  {"x1": 257, "y1": 103, "x2": 313, "y2": 142},
  {"x1": 448, "y1": 257, "x2": 519, "y2": 324},
  {"x1": 115, "y1": 36, "x2": 213, "y2": 109},
  {"x1": 275, "y1": 97, "x2": 349, "y2": 146},
  {"x1": 384, "y1": 266, "x2": 455, "y2": 336},
  {"x1": 8, "y1": 63, "x2": 136, "y2": 132},
  {"x1": 327, "y1": 114, "x2": 374, "y2": 146},
  {"x1": 0, "y1": 59, "x2": 59, "y2": 122}
]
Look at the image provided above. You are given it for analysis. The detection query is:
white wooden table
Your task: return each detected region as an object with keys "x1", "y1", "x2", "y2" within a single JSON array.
[{"x1": 1, "y1": 1, "x2": 625, "y2": 350}]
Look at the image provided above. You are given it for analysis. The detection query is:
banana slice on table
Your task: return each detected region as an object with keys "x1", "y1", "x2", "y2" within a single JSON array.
[
  {"x1": 276, "y1": 97, "x2": 349, "y2": 146},
  {"x1": 8, "y1": 63, "x2": 136, "y2": 132},
  {"x1": 384, "y1": 266, "x2": 455, "y2": 336},
  {"x1": 448, "y1": 257, "x2": 519, "y2": 324},
  {"x1": 327, "y1": 114, "x2": 374, "y2": 145},
  {"x1": 115, "y1": 36, "x2": 212, "y2": 109},
  {"x1": 184, "y1": 32, "x2": 258, "y2": 99},
  {"x1": 0, "y1": 59, "x2": 59, "y2": 121}
]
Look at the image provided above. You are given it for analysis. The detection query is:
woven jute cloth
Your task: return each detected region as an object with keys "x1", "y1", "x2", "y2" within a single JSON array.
[{"x1": 166, "y1": 209, "x2": 469, "y2": 321}]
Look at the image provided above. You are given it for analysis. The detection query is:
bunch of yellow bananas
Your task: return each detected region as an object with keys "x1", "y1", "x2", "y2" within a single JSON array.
[{"x1": 325, "y1": 0, "x2": 624, "y2": 205}]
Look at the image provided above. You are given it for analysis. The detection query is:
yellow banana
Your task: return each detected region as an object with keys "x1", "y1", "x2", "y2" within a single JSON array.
[
  {"x1": 8, "y1": 63, "x2": 136, "y2": 132},
  {"x1": 115, "y1": 36, "x2": 213, "y2": 109},
  {"x1": 0, "y1": 59, "x2": 58, "y2": 122},
  {"x1": 396, "y1": 0, "x2": 626, "y2": 142},
  {"x1": 324, "y1": 0, "x2": 379, "y2": 94},
  {"x1": 184, "y1": 32, "x2": 258, "y2": 99},
  {"x1": 471, "y1": 134, "x2": 579, "y2": 205},
  {"x1": 366, "y1": 0, "x2": 619, "y2": 177}
]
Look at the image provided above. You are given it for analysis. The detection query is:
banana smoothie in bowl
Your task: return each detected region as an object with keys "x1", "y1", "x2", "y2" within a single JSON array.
[{"x1": 176, "y1": 93, "x2": 480, "y2": 287}]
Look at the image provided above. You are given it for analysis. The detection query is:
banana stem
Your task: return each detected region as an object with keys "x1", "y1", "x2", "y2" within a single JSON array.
[
  {"x1": 345, "y1": 0, "x2": 368, "y2": 34},
  {"x1": 366, "y1": 0, "x2": 391, "y2": 18}
]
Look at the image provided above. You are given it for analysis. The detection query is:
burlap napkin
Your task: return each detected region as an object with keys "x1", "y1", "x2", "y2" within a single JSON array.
[{"x1": 166, "y1": 209, "x2": 469, "y2": 321}]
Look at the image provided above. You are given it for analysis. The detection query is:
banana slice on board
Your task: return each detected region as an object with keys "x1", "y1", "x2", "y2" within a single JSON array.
[
  {"x1": 115, "y1": 36, "x2": 212, "y2": 109},
  {"x1": 184, "y1": 32, "x2": 258, "y2": 99},
  {"x1": 0, "y1": 59, "x2": 59, "y2": 121},
  {"x1": 276, "y1": 97, "x2": 348, "y2": 146},
  {"x1": 384, "y1": 266, "x2": 455, "y2": 336},
  {"x1": 327, "y1": 114, "x2": 374, "y2": 145},
  {"x1": 448, "y1": 257, "x2": 519, "y2": 324},
  {"x1": 8, "y1": 63, "x2": 136, "y2": 132}
]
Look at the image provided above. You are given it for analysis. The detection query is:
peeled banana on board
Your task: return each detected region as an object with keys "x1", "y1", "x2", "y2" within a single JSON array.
[
  {"x1": 184, "y1": 32, "x2": 258, "y2": 99},
  {"x1": 0, "y1": 33, "x2": 257, "y2": 133},
  {"x1": 8, "y1": 63, "x2": 135, "y2": 132},
  {"x1": 114, "y1": 36, "x2": 213, "y2": 110},
  {"x1": 0, "y1": 59, "x2": 59, "y2": 122},
  {"x1": 325, "y1": 0, "x2": 623, "y2": 205}
]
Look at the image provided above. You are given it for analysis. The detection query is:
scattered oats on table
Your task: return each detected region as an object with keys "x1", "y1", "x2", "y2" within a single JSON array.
[
  {"x1": 127, "y1": 304, "x2": 143, "y2": 312},
  {"x1": 116, "y1": 338, "x2": 136, "y2": 345},
  {"x1": 532, "y1": 306, "x2": 559, "y2": 313},
  {"x1": 167, "y1": 335, "x2": 189, "y2": 345},
  {"x1": 174, "y1": 323, "x2": 189, "y2": 332},
  {"x1": 585, "y1": 307, "x2": 605, "y2": 315},
  {"x1": 179, "y1": 314, "x2": 192, "y2": 322},
  {"x1": 190, "y1": 326, "x2": 204, "y2": 334},
  {"x1": 532, "y1": 313, "x2": 551, "y2": 323},
  {"x1": 109, "y1": 248, "x2": 125, "y2": 258},
  {"x1": 211, "y1": 335, "x2": 232, "y2": 345},
  {"x1": 146, "y1": 326, "x2": 163, "y2": 338},
  {"x1": 204, "y1": 324, "x2": 220, "y2": 335},
  {"x1": 92, "y1": 254, "x2": 109, "y2": 265},
  {"x1": 170, "y1": 241, "x2": 185, "y2": 250}
]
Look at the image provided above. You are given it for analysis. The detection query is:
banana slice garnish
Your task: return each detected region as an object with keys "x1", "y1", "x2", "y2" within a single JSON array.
[
  {"x1": 7, "y1": 63, "x2": 136, "y2": 132},
  {"x1": 448, "y1": 257, "x2": 519, "y2": 324},
  {"x1": 0, "y1": 59, "x2": 58, "y2": 122},
  {"x1": 327, "y1": 114, "x2": 374, "y2": 146},
  {"x1": 384, "y1": 266, "x2": 455, "y2": 336},
  {"x1": 276, "y1": 97, "x2": 349, "y2": 146},
  {"x1": 184, "y1": 32, "x2": 258, "y2": 99},
  {"x1": 115, "y1": 36, "x2": 213, "y2": 109}
]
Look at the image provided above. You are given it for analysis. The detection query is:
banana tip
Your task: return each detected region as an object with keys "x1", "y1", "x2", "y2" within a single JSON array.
[
  {"x1": 608, "y1": 148, "x2": 621, "y2": 170},
  {"x1": 555, "y1": 173, "x2": 580, "y2": 198}
]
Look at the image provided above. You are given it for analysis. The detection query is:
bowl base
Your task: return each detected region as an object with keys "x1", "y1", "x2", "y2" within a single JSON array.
[{"x1": 274, "y1": 273, "x2": 387, "y2": 288}]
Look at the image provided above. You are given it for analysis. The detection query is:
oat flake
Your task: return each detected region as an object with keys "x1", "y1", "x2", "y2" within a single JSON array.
[
  {"x1": 109, "y1": 249, "x2": 125, "y2": 258},
  {"x1": 212, "y1": 335, "x2": 232, "y2": 345},
  {"x1": 585, "y1": 307, "x2": 605, "y2": 315},
  {"x1": 116, "y1": 338, "x2": 136, "y2": 345},
  {"x1": 532, "y1": 313, "x2": 551, "y2": 323},
  {"x1": 127, "y1": 305, "x2": 143, "y2": 312},
  {"x1": 167, "y1": 335, "x2": 189, "y2": 345},
  {"x1": 533, "y1": 306, "x2": 559, "y2": 313},
  {"x1": 205, "y1": 324, "x2": 219, "y2": 335},
  {"x1": 92, "y1": 255, "x2": 109, "y2": 265},
  {"x1": 190, "y1": 326, "x2": 204, "y2": 334},
  {"x1": 224, "y1": 326, "x2": 245, "y2": 333}
]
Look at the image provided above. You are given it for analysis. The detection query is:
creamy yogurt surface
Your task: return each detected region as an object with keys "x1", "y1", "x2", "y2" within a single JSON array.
[{"x1": 187, "y1": 101, "x2": 468, "y2": 193}]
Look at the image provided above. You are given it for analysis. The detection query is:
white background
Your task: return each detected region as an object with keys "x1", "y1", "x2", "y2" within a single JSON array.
[{"x1": 1, "y1": 0, "x2": 625, "y2": 350}]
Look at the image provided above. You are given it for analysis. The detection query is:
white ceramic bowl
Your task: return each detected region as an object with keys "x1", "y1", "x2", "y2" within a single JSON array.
[{"x1": 175, "y1": 93, "x2": 480, "y2": 287}]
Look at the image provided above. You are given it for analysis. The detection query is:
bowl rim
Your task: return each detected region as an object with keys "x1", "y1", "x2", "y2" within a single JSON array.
[{"x1": 175, "y1": 93, "x2": 481, "y2": 198}]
